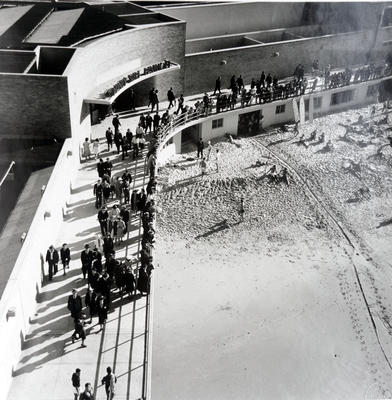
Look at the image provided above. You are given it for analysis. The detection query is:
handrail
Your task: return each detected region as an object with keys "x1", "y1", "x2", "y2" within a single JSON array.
[
  {"x1": 156, "y1": 68, "x2": 392, "y2": 149},
  {"x1": 0, "y1": 161, "x2": 15, "y2": 188}
]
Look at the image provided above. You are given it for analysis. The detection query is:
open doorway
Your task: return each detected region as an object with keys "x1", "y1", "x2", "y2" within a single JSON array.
[
  {"x1": 181, "y1": 124, "x2": 200, "y2": 153},
  {"x1": 237, "y1": 110, "x2": 263, "y2": 136}
]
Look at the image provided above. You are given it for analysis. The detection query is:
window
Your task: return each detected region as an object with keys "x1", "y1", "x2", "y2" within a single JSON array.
[
  {"x1": 367, "y1": 84, "x2": 379, "y2": 97},
  {"x1": 212, "y1": 118, "x2": 223, "y2": 129},
  {"x1": 275, "y1": 104, "x2": 285, "y2": 114},
  {"x1": 330, "y1": 90, "x2": 354, "y2": 106},
  {"x1": 314, "y1": 97, "x2": 322, "y2": 109},
  {"x1": 305, "y1": 97, "x2": 321, "y2": 112}
]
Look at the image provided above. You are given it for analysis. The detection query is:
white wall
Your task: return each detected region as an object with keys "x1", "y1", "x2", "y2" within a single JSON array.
[
  {"x1": 201, "y1": 113, "x2": 238, "y2": 141},
  {"x1": 0, "y1": 139, "x2": 76, "y2": 400},
  {"x1": 157, "y1": 76, "x2": 386, "y2": 164}
]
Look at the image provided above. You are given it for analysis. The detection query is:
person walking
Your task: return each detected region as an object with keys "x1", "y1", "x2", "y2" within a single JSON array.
[
  {"x1": 81, "y1": 244, "x2": 94, "y2": 280},
  {"x1": 97, "y1": 158, "x2": 105, "y2": 179},
  {"x1": 197, "y1": 139, "x2": 204, "y2": 158},
  {"x1": 93, "y1": 139, "x2": 100, "y2": 159},
  {"x1": 177, "y1": 94, "x2": 184, "y2": 114},
  {"x1": 115, "y1": 218, "x2": 126, "y2": 244},
  {"x1": 97, "y1": 297, "x2": 108, "y2": 331},
  {"x1": 112, "y1": 114, "x2": 121, "y2": 135},
  {"x1": 71, "y1": 368, "x2": 81, "y2": 400},
  {"x1": 151, "y1": 89, "x2": 159, "y2": 112},
  {"x1": 215, "y1": 148, "x2": 221, "y2": 172},
  {"x1": 213, "y1": 76, "x2": 222, "y2": 95},
  {"x1": 85, "y1": 288, "x2": 97, "y2": 324},
  {"x1": 101, "y1": 367, "x2": 117, "y2": 400},
  {"x1": 167, "y1": 87, "x2": 175, "y2": 109},
  {"x1": 145, "y1": 114, "x2": 153, "y2": 134},
  {"x1": 153, "y1": 112, "x2": 160, "y2": 133},
  {"x1": 103, "y1": 232, "x2": 114, "y2": 259},
  {"x1": 71, "y1": 316, "x2": 87, "y2": 347},
  {"x1": 46, "y1": 245, "x2": 59, "y2": 281},
  {"x1": 106, "y1": 128, "x2": 113, "y2": 151},
  {"x1": 82, "y1": 138, "x2": 91, "y2": 160},
  {"x1": 67, "y1": 289, "x2": 83, "y2": 319},
  {"x1": 113, "y1": 131, "x2": 122, "y2": 154},
  {"x1": 79, "y1": 383, "x2": 94, "y2": 400},
  {"x1": 94, "y1": 179, "x2": 103, "y2": 209},
  {"x1": 60, "y1": 243, "x2": 71, "y2": 275}
]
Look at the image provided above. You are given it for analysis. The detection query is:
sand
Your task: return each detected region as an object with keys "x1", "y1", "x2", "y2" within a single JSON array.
[{"x1": 151, "y1": 104, "x2": 392, "y2": 400}]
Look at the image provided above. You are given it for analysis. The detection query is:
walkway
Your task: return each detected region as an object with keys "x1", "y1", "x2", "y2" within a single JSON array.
[{"x1": 7, "y1": 127, "x2": 149, "y2": 400}]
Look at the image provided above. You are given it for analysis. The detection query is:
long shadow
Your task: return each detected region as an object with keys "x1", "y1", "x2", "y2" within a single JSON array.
[
  {"x1": 67, "y1": 198, "x2": 95, "y2": 208},
  {"x1": 267, "y1": 136, "x2": 294, "y2": 147},
  {"x1": 377, "y1": 217, "x2": 392, "y2": 229},
  {"x1": 195, "y1": 219, "x2": 230, "y2": 239},
  {"x1": 71, "y1": 182, "x2": 93, "y2": 195},
  {"x1": 162, "y1": 175, "x2": 201, "y2": 193},
  {"x1": 40, "y1": 270, "x2": 85, "y2": 299}
]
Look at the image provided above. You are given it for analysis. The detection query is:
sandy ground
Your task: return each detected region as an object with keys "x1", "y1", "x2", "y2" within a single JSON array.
[{"x1": 151, "y1": 104, "x2": 392, "y2": 400}]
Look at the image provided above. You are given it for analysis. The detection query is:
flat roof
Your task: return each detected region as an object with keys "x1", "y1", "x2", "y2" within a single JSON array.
[
  {"x1": 0, "y1": 5, "x2": 32, "y2": 36},
  {"x1": 0, "y1": 166, "x2": 52, "y2": 299},
  {"x1": 26, "y1": 8, "x2": 84, "y2": 44},
  {"x1": 0, "y1": 50, "x2": 35, "y2": 72}
]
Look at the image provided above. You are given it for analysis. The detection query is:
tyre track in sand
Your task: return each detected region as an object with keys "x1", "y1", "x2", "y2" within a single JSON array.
[{"x1": 249, "y1": 135, "x2": 392, "y2": 378}]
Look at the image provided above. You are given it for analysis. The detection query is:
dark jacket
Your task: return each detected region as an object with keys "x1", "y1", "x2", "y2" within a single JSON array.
[
  {"x1": 81, "y1": 250, "x2": 94, "y2": 267},
  {"x1": 45, "y1": 249, "x2": 59, "y2": 264},
  {"x1": 60, "y1": 247, "x2": 71, "y2": 264},
  {"x1": 67, "y1": 294, "x2": 83, "y2": 318},
  {"x1": 71, "y1": 372, "x2": 80, "y2": 388}
]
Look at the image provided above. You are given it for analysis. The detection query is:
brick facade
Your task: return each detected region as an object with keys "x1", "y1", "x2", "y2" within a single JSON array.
[{"x1": 0, "y1": 73, "x2": 71, "y2": 139}]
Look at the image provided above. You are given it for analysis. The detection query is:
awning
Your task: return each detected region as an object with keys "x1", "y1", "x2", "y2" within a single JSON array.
[{"x1": 84, "y1": 60, "x2": 180, "y2": 105}]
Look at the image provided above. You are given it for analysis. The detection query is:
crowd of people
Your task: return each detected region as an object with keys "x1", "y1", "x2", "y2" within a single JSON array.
[
  {"x1": 45, "y1": 105, "x2": 160, "y2": 398},
  {"x1": 149, "y1": 60, "x2": 392, "y2": 133}
]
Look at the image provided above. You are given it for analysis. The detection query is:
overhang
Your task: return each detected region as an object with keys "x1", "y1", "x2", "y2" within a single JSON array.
[{"x1": 84, "y1": 60, "x2": 180, "y2": 105}]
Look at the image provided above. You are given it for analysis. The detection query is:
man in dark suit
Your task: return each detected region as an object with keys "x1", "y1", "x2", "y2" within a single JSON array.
[
  {"x1": 67, "y1": 289, "x2": 83, "y2": 319},
  {"x1": 167, "y1": 87, "x2": 175, "y2": 109},
  {"x1": 98, "y1": 206, "x2": 109, "y2": 235},
  {"x1": 46, "y1": 245, "x2": 59, "y2": 281},
  {"x1": 151, "y1": 90, "x2": 159, "y2": 112},
  {"x1": 112, "y1": 114, "x2": 121, "y2": 135},
  {"x1": 60, "y1": 243, "x2": 71, "y2": 276},
  {"x1": 153, "y1": 112, "x2": 160, "y2": 133},
  {"x1": 213, "y1": 76, "x2": 222, "y2": 95},
  {"x1": 81, "y1": 244, "x2": 94, "y2": 280}
]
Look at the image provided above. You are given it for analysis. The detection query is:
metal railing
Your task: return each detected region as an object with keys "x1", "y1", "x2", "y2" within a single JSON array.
[{"x1": 156, "y1": 66, "x2": 392, "y2": 149}]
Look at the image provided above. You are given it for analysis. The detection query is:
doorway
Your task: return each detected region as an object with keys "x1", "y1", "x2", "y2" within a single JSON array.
[
  {"x1": 181, "y1": 124, "x2": 200, "y2": 153},
  {"x1": 237, "y1": 110, "x2": 262, "y2": 136}
]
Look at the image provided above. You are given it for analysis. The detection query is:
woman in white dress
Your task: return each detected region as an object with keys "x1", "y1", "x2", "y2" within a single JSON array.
[{"x1": 93, "y1": 139, "x2": 100, "y2": 159}]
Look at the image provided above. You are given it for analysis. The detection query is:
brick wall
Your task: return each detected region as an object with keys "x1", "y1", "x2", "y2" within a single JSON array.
[
  {"x1": 0, "y1": 73, "x2": 71, "y2": 140},
  {"x1": 184, "y1": 29, "x2": 377, "y2": 96}
]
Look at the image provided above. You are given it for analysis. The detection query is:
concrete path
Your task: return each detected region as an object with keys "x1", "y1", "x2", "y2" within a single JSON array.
[{"x1": 7, "y1": 127, "x2": 149, "y2": 400}]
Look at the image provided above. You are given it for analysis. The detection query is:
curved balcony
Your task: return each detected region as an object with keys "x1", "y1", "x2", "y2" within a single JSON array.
[{"x1": 156, "y1": 65, "x2": 392, "y2": 152}]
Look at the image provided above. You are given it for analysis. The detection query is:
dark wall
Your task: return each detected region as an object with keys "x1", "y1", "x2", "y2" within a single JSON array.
[
  {"x1": 0, "y1": 73, "x2": 71, "y2": 139},
  {"x1": 301, "y1": 2, "x2": 386, "y2": 32},
  {"x1": 184, "y1": 29, "x2": 378, "y2": 95}
]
